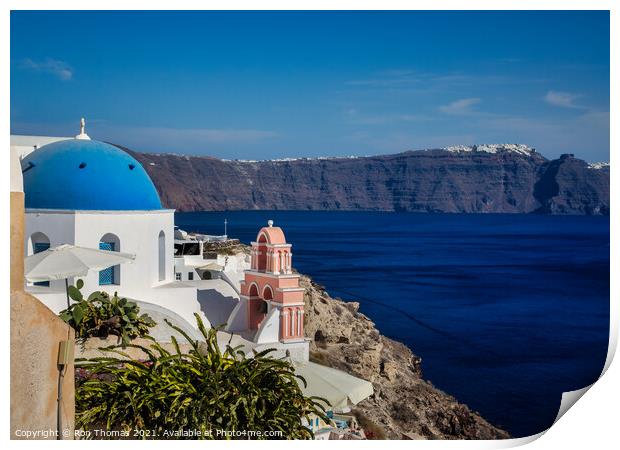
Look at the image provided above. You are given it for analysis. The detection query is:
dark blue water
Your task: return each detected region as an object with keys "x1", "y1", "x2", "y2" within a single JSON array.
[{"x1": 175, "y1": 211, "x2": 609, "y2": 438}]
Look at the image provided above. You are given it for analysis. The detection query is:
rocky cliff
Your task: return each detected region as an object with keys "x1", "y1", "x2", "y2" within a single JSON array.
[
  {"x1": 534, "y1": 154, "x2": 610, "y2": 215},
  {"x1": 196, "y1": 242, "x2": 509, "y2": 439},
  {"x1": 300, "y1": 274, "x2": 509, "y2": 439},
  {"x1": 120, "y1": 144, "x2": 609, "y2": 215}
]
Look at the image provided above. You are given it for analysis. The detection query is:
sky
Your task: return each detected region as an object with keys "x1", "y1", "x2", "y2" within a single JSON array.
[{"x1": 10, "y1": 11, "x2": 610, "y2": 162}]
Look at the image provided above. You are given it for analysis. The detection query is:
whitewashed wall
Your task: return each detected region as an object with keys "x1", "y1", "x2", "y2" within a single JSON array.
[
  {"x1": 73, "y1": 210, "x2": 175, "y2": 294},
  {"x1": 25, "y1": 210, "x2": 77, "y2": 292},
  {"x1": 23, "y1": 209, "x2": 206, "y2": 326}
]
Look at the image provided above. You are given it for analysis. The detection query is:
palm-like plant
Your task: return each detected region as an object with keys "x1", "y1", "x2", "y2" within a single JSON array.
[{"x1": 75, "y1": 313, "x2": 328, "y2": 439}]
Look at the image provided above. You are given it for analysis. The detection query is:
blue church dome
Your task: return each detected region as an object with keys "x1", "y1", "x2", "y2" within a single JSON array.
[{"x1": 22, "y1": 139, "x2": 163, "y2": 210}]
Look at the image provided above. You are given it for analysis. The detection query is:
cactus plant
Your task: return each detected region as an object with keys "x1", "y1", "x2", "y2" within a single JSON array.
[{"x1": 59, "y1": 279, "x2": 155, "y2": 346}]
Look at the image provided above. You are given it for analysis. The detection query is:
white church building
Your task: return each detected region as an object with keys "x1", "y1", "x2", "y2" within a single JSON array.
[
  {"x1": 13, "y1": 120, "x2": 310, "y2": 361},
  {"x1": 11, "y1": 120, "x2": 374, "y2": 425},
  {"x1": 18, "y1": 122, "x2": 204, "y2": 325}
]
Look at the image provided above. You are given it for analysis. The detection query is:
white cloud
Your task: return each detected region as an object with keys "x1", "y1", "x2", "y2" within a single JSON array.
[
  {"x1": 439, "y1": 98, "x2": 481, "y2": 115},
  {"x1": 544, "y1": 90, "x2": 581, "y2": 108},
  {"x1": 20, "y1": 58, "x2": 73, "y2": 81}
]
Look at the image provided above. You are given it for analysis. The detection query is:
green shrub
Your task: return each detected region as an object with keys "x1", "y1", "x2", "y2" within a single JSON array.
[
  {"x1": 58, "y1": 279, "x2": 155, "y2": 346},
  {"x1": 75, "y1": 314, "x2": 328, "y2": 439}
]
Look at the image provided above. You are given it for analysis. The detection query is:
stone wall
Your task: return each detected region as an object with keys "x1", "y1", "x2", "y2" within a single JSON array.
[
  {"x1": 10, "y1": 191, "x2": 75, "y2": 440},
  {"x1": 10, "y1": 291, "x2": 75, "y2": 439}
]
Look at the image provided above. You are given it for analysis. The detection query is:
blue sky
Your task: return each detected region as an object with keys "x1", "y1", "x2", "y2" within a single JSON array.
[{"x1": 11, "y1": 11, "x2": 610, "y2": 162}]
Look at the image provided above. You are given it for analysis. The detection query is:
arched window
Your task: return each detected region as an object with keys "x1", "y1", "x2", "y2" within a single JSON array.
[
  {"x1": 262, "y1": 285, "x2": 274, "y2": 301},
  {"x1": 30, "y1": 232, "x2": 50, "y2": 286},
  {"x1": 259, "y1": 285, "x2": 273, "y2": 316},
  {"x1": 99, "y1": 233, "x2": 121, "y2": 286},
  {"x1": 248, "y1": 283, "x2": 268, "y2": 330},
  {"x1": 158, "y1": 230, "x2": 166, "y2": 281},
  {"x1": 29, "y1": 231, "x2": 50, "y2": 255},
  {"x1": 256, "y1": 234, "x2": 268, "y2": 271},
  {"x1": 249, "y1": 283, "x2": 259, "y2": 297}
]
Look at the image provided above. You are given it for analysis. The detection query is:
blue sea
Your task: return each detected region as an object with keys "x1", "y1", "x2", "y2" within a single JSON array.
[{"x1": 175, "y1": 211, "x2": 610, "y2": 438}]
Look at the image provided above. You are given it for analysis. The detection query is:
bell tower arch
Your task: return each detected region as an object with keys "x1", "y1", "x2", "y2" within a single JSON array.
[{"x1": 239, "y1": 220, "x2": 305, "y2": 343}]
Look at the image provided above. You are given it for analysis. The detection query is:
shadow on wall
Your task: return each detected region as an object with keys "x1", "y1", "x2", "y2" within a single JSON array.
[{"x1": 197, "y1": 289, "x2": 238, "y2": 329}]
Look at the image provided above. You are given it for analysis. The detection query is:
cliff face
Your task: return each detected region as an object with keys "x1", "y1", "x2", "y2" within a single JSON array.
[
  {"x1": 300, "y1": 275, "x2": 509, "y2": 439},
  {"x1": 120, "y1": 145, "x2": 609, "y2": 215},
  {"x1": 534, "y1": 155, "x2": 610, "y2": 215}
]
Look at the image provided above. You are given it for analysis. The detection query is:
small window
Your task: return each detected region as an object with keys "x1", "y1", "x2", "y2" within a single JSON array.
[
  {"x1": 33, "y1": 241, "x2": 50, "y2": 287},
  {"x1": 188, "y1": 272, "x2": 194, "y2": 280},
  {"x1": 175, "y1": 273, "x2": 182, "y2": 281},
  {"x1": 99, "y1": 241, "x2": 116, "y2": 285}
]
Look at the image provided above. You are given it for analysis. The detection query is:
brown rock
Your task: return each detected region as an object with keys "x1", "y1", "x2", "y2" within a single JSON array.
[{"x1": 300, "y1": 274, "x2": 510, "y2": 440}]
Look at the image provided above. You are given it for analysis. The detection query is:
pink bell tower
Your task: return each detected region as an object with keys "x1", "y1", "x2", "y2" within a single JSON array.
[{"x1": 239, "y1": 220, "x2": 305, "y2": 342}]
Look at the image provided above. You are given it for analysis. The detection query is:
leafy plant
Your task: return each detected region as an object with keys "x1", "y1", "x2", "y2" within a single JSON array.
[
  {"x1": 75, "y1": 314, "x2": 329, "y2": 439},
  {"x1": 59, "y1": 279, "x2": 155, "y2": 346}
]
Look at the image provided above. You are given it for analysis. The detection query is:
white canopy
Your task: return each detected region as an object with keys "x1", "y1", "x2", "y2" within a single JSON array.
[
  {"x1": 294, "y1": 361, "x2": 374, "y2": 410},
  {"x1": 198, "y1": 262, "x2": 224, "y2": 271},
  {"x1": 25, "y1": 244, "x2": 136, "y2": 282}
]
